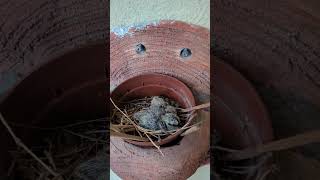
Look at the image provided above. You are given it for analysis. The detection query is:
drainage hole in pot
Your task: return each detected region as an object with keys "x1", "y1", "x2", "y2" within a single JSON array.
[
  {"x1": 180, "y1": 48, "x2": 192, "y2": 59},
  {"x1": 135, "y1": 43, "x2": 146, "y2": 54}
]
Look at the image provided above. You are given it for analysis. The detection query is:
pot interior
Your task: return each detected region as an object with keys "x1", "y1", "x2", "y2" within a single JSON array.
[
  {"x1": 111, "y1": 73, "x2": 195, "y2": 109},
  {"x1": 111, "y1": 73, "x2": 196, "y2": 147},
  {"x1": 213, "y1": 60, "x2": 273, "y2": 180}
]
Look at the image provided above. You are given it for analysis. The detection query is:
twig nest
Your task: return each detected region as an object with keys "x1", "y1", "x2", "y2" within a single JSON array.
[{"x1": 133, "y1": 96, "x2": 180, "y2": 131}]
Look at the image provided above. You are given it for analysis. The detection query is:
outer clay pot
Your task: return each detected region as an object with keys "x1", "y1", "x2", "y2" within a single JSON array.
[
  {"x1": 111, "y1": 73, "x2": 196, "y2": 147},
  {"x1": 110, "y1": 20, "x2": 210, "y2": 180}
]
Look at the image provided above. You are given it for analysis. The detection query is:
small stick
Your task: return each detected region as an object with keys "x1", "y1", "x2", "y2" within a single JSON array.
[
  {"x1": 123, "y1": 109, "x2": 143, "y2": 138},
  {"x1": 257, "y1": 166, "x2": 276, "y2": 180},
  {"x1": 110, "y1": 98, "x2": 139, "y2": 130},
  {"x1": 180, "y1": 102, "x2": 210, "y2": 112},
  {"x1": 136, "y1": 128, "x2": 144, "y2": 137},
  {"x1": 112, "y1": 124, "x2": 135, "y2": 128},
  {"x1": 213, "y1": 146, "x2": 239, "y2": 153},
  {"x1": 63, "y1": 129, "x2": 107, "y2": 143},
  {"x1": 226, "y1": 130, "x2": 320, "y2": 160},
  {"x1": 110, "y1": 123, "x2": 121, "y2": 133},
  {"x1": 85, "y1": 130, "x2": 109, "y2": 134},
  {"x1": 110, "y1": 98, "x2": 150, "y2": 135},
  {"x1": 111, "y1": 131, "x2": 149, "y2": 141},
  {"x1": 44, "y1": 151, "x2": 57, "y2": 171},
  {"x1": 0, "y1": 112, "x2": 59, "y2": 177},
  {"x1": 145, "y1": 133, "x2": 164, "y2": 157},
  {"x1": 7, "y1": 157, "x2": 16, "y2": 176},
  {"x1": 9, "y1": 118, "x2": 106, "y2": 130}
]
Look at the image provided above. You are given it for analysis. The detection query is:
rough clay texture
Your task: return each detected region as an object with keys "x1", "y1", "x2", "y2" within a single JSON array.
[
  {"x1": 0, "y1": 0, "x2": 108, "y2": 101},
  {"x1": 110, "y1": 21, "x2": 210, "y2": 179},
  {"x1": 213, "y1": 0, "x2": 320, "y2": 158},
  {"x1": 110, "y1": 0, "x2": 210, "y2": 30},
  {"x1": 111, "y1": 21, "x2": 210, "y2": 103}
]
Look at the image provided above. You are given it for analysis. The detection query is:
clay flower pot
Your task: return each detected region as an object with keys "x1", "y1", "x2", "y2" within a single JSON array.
[{"x1": 110, "y1": 20, "x2": 210, "y2": 180}]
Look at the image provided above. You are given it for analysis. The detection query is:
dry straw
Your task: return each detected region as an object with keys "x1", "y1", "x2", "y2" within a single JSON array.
[
  {"x1": 110, "y1": 97, "x2": 210, "y2": 156},
  {"x1": 0, "y1": 112, "x2": 107, "y2": 179}
]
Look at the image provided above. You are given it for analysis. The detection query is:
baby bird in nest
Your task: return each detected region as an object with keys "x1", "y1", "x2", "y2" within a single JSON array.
[{"x1": 133, "y1": 96, "x2": 180, "y2": 131}]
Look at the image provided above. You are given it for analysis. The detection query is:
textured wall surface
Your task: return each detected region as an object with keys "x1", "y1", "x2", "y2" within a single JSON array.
[{"x1": 110, "y1": 0, "x2": 210, "y2": 29}]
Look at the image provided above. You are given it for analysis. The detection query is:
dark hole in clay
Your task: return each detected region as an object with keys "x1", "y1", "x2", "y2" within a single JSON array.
[
  {"x1": 135, "y1": 43, "x2": 146, "y2": 54},
  {"x1": 180, "y1": 48, "x2": 192, "y2": 59}
]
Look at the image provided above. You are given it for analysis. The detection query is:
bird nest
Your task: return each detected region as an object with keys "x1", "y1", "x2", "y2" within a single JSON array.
[
  {"x1": 110, "y1": 96, "x2": 208, "y2": 154},
  {"x1": 4, "y1": 117, "x2": 108, "y2": 180}
]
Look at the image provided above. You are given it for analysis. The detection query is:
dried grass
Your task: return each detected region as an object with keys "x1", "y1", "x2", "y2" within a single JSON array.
[
  {"x1": 0, "y1": 96, "x2": 209, "y2": 179},
  {"x1": 110, "y1": 96, "x2": 210, "y2": 156},
  {"x1": 1, "y1": 112, "x2": 107, "y2": 180}
]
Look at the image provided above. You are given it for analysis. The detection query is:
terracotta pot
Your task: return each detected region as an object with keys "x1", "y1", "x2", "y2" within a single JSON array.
[
  {"x1": 110, "y1": 20, "x2": 210, "y2": 180},
  {"x1": 215, "y1": 59, "x2": 273, "y2": 149},
  {"x1": 111, "y1": 73, "x2": 196, "y2": 147},
  {"x1": 214, "y1": 59, "x2": 274, "y2": 179}
]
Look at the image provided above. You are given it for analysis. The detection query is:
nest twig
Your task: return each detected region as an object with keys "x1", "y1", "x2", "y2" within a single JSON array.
[
  {"x1": 1, "y1": 112, "x2": 107, "y2": 180},
  {"x1": 0, "y1": 112, "x2": 59, "y2": 177}
]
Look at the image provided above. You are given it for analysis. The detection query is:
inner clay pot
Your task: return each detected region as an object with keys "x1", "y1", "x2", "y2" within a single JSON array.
[
  {"x1": 111, "y1": 73, "x2": 196, "y2": 147},
  {"x1": 214, "y1": 59, "x2": 274, "y2": 179}
]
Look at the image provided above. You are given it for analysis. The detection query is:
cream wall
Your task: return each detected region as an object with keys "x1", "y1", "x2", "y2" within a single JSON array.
[{"x1": 110, "y1": 0, "x2": 210, "y2": 29}]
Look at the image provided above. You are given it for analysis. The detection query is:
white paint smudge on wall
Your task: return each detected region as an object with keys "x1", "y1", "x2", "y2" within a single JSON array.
[{"x1": 111, "y1": 21, "x2": 159, "y2": 37}]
